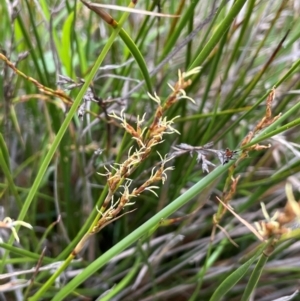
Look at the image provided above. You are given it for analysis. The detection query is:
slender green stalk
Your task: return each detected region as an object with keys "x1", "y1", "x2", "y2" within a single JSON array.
[
  {"x1": 23, "y1": 0, "x2": 50, "y2": 83},
  {"x1": 100, "y1": 257, "x2": 141, "y2": 301},
  {"x1": 189, "y1": 0, "x2": 247, "y2": 69},
  {"x1": 241, "y1": 244, "x2": 273, "y2": 301},
  {"x1": 191, "y1": 0, "x2": 228, "y2": 62},
  {"x1": 0, "y1": 133, "x2": 10, "y2": 169},
  {"x1": 29, "y1": 256, "x2": 73, "y2": 301},
  {"x1": 0, "y1": 135, "x2": 22, "y2": 208},
  {"x1": 223, "y1": 0, "x2": 256, "y2": 82},
  {"x1": 161, "y1": 0, "x2": 199, "y2": 60},
  {"x1": 209, "y1": 241, "x2": 270, "y2": 301},
  {"x1": 189, "y1": 239, "x2": 226, "y2": 301},
  {"x1": 247, "y1": 117, "x2": 300, "y2": 147},
  {"x1": 0, "y1": 243, "x2": 53, "y2": 263},
  {"x1": 15, "y1": 15, "x2": 47, "y2": 85},
  {"x1": 119, "y1": 28, "x2": 153, "y2": 94}
]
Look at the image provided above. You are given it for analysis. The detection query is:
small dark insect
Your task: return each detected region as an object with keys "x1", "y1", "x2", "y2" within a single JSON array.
[{"x1": 221, "y1": 148, "x2": 238, "y2": 165}]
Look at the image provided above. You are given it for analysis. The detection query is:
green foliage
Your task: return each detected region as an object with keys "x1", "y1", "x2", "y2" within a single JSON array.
[{"x1": 1, "y1": 1, "x2": 300, "y2": 300}]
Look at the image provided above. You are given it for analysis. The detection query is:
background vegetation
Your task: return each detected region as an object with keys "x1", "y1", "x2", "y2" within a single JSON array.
[{"x1": 1, "y1": 0, "x2": 300, "y2": 300}]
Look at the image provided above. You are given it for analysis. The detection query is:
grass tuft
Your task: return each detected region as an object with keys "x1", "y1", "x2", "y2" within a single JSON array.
[{"x1": 1, "y1": 1, "x2": 300, "y2": 300}]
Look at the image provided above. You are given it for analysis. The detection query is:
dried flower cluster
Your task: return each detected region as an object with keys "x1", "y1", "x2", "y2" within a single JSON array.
[
  {"x1": 171, "y1": 142, "x2": 239, "y2": 173},
  {"x1": 255, "y1": 183, "x2": 300, "y2": 240},
  {"x1": 57, "y1": 75, "x2": 105, "y2": 118},
  {"x1": 213, "y1": 89, "x2": 281, "y2": 243},
  {"x1": 171, "y1": 142, "x2": 216, "y2": 173},
  {"x1": 213, "y1": 176, "x2": 241, "y2": 243},
  {"x1": 240, "y1": 88, "x2": 280, "y2": 156},
  {"x1": 72, "y1": 68, "x2": 200, "y2": 254},
  {"x1": 217, "y1": 182, "x2": 300, "y2": 250}
]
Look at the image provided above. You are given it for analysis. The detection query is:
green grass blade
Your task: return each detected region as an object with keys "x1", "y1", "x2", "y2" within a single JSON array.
[
  {"x1": 189, "y1": 0, "x2": 248, "y2": 70},
  {"x1": 119, "y1": 28, "x2": 153, "y2": 94},
  {"x1": 241, "y1": 250, "x2": 270, "y2": 301},
  {"x1": 209, "y1": 241, "x2": 270, "y2": 301}
]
